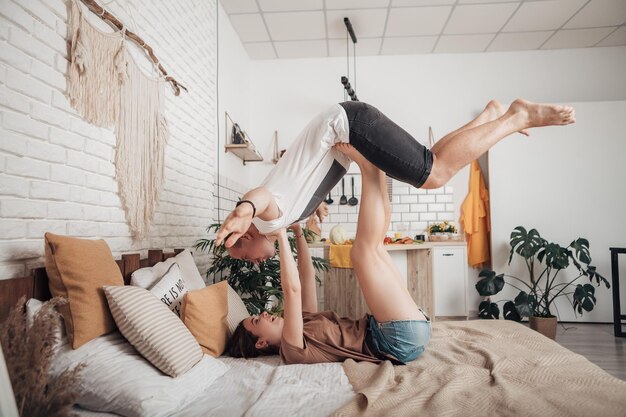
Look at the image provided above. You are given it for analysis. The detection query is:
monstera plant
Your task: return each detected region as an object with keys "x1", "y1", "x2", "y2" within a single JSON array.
[{"x1": 476, "y1": 226, "x2": 610, "y2": 338}]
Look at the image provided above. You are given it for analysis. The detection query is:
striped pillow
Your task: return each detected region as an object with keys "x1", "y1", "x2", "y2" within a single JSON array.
[{"x1": 103, "y1": 285, "x2": 203, "y2": 377}]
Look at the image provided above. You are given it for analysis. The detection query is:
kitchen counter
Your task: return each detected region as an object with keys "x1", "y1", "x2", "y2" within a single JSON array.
[
  {"x1": 308, "y1": 241, "x2": 466, "y2": 251},
  {"x1": 309, "y1": 240, "x2": 467, "y2": 320}
]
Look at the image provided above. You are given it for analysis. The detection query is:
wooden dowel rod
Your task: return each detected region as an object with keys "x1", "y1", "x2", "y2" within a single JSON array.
[{"x1": 79, "y1": 0, "x2": 188, "y2": 96}]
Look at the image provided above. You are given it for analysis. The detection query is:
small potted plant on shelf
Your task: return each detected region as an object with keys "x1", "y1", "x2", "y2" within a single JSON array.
[
  {"x1": 429, "y1": 221, "x2": 459, "y2": 241},
  {"x1": 443, "y1": 221, "x2": 461, "y2": 240},
  {"x1": 475, "y1": 226, "x2": 610, "y2": 339}
]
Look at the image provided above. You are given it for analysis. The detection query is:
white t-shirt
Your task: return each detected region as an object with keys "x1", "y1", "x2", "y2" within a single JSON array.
[{"x1": 251, "y1": 103, "x2": 351, "y2": 234}]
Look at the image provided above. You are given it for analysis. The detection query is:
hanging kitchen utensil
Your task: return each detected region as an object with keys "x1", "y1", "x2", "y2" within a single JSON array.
[
  {"x1": 272, "y1": 130, "x2": 280, "y2": 164},
  {"x1": 325, "y1": 192, "x2": 333, "y2": 205},
  {"x1": 339, "y1": 178, "x2": 348, "y2": 205},
  {"x1": 428, "y1": 126, "x2": 435, "y2": 149},
  {"x1": 349, "y1": 176, "x2": 358, "y2": 206}
]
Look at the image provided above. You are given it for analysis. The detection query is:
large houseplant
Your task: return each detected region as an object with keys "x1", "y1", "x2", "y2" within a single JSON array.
[
  {"x1": 195, "y1": 224, "x2": 329, "y2": 316},
  {"x1": 476, "y1": 226, "x2": 610, "y2": 339}
]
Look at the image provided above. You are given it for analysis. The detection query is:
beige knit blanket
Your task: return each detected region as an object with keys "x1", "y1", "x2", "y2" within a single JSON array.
[{"x1": 333, "y1": 320, "x2": 626, "y2": 417}]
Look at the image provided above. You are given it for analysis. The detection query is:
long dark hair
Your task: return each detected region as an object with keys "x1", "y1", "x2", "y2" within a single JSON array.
[{"x1": 226, "y1": 320, "x2": 279, "y2": 358}]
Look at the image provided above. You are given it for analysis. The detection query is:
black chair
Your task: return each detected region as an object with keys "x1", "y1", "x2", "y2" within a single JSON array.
[{"x1": 610, "y1": 247, "x2": 626, "y2": 337}]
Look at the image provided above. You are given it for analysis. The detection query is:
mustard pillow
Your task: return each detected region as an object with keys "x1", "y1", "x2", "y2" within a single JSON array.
[
  {"x1": 44, "y1": 232, "x2": 124, "y2": 349},
  {"x1": 180, "y1": 281, "x2": 228, "y2": 357}
]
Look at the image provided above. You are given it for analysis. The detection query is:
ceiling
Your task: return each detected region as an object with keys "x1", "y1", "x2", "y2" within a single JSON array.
[{"x1": 219, "y1": 0, "x2": 626, "y2": 59}]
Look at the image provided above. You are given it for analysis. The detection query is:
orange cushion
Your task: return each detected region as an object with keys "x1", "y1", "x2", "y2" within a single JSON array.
[
  {"x1": 180, "y1": 281, "x2": 228, "y2": 357},
  {"x1": 44, "y1": 232, "x2": 124, "y2": 348}
]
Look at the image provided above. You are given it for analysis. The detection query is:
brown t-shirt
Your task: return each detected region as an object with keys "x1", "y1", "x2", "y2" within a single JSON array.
[{"x1": 279, "y1": 311, "x2": 382, "y2": 364}]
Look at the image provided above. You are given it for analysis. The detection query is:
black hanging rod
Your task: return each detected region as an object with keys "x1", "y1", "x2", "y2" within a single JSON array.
[
  {"x1": 341, "y1": 76, "x2": 358, "y2": 101},
  {"x1": 343, "y1": 17, "x2": 357, "y2": 43},
  {"x1": 342, "y1": 17, "x2": 358, "y2": 101}
]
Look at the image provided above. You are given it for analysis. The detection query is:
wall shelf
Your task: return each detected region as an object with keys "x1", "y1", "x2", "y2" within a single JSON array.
[
  {"x1": 224, "y1": 111, "x2": 264, "y2": 165},
  {"x1": 224, "y1": 143, "x2": 263, "y2": 165}
]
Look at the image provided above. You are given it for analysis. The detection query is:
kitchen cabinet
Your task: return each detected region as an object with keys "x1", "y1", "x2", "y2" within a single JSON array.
[
  {"x1": 432, "y1": 246, "x2": 468, "y2": 318},
  {"x1": 311, "y1": 242, "x2": 467, "y2": 321}
]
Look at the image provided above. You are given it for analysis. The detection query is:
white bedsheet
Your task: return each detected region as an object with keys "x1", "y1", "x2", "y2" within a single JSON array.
[{"x1": 74, "y1": 355, "x2": 355, "y2": 417}]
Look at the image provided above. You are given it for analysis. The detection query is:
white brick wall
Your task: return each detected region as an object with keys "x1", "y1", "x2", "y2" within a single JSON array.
[
  {"x1": 0, "y1": 0, "x2": 218, "y2": 279},
  {"x1": 213, "y1": 173, "x2": 248, "y2": 224},
  {"x1": 209, "y1": 173, "x2": 248, "y2": 284}
]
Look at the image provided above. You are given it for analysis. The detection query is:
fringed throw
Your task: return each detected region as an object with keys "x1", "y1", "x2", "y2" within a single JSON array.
[
  {"x1": 114, "y1": 48, "x2": 169, "y2": 239},
  {"x1": 66, "y1": 0, "x2": 124, "y2": 127}
]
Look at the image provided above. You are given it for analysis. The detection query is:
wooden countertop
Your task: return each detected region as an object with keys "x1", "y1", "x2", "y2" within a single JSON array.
[{"x1": 308, "y1": 241, "x2": 466, "y2": 251}]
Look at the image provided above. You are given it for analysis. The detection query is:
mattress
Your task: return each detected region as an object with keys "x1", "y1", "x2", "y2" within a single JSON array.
[{"x1": 74, "y1": 355, "x2": 355, "y2": 417}]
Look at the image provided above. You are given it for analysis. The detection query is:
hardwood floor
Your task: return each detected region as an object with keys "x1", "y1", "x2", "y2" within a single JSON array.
[{"x1": 524, "y1": 322, "x2": 626, "y2": 381}]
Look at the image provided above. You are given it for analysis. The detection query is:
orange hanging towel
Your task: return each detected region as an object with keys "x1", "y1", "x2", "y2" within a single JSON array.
[{"x1": 460, "y1": 160, "x2": 491, "y2": 268}]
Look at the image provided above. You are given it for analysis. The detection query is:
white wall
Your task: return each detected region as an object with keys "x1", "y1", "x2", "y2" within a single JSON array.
[
  {"x1": 246, "y1": 45, "x2": 626, "y2": 185},
  {"x1": 0, "y1": 0, "x2": 218, "y2": 278},
  {"x1": 214, "y1": 0, "x2": 254, "y2": 231},
  {"x1": 216, "y1": 0, "x2": 254, "y2": 187},
  {"x1": 240, "y1": 45, "x2": 626, "y2": 320},
  {"x1": 489, "y1": 100, "x2": 626, "y2": 323}
]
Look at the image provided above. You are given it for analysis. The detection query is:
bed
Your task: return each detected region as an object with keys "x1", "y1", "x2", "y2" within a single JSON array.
[
  {"x1": 2, "y1": 248, "x2": 625, "y2": 417},
  {"x1": 71, "y1": 355, "x2": 354, "y2": 417}
]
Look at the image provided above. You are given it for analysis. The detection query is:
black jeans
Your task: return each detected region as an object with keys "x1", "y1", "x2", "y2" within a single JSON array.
[{"x1": 338, "y1": 101, "x2": 433, "y2": 188}]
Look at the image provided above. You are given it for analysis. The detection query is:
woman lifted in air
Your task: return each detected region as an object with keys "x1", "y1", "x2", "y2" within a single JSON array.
[
  {"x1": 214, "y1": 99, "x2": 575, "y2": 264},
  {"x1": 227, "y1": 143, "x2": 433, "y2": 364}
]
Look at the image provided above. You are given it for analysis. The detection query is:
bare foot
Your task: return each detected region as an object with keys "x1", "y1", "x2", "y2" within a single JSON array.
[
  {"x1": 334, "y1": 143, "x2": 373, "y2": 169},
  {"x1": 487, "y1": 99, "x2": 530, "y2": 136},
  {"x1": 507, "y1": 98, "x2": 576, "y2": 130}
]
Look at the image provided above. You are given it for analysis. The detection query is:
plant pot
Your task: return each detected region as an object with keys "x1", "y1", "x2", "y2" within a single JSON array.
[
  {"x1": 529, "y1": 316, "x2": 557, "y2": 339},
  {"x1": 429, "y1": 233, "x2": 448, "y2": 242}
]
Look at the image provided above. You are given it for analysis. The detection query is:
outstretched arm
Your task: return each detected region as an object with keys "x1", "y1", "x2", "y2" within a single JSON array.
[
  {"x1": 289, "y1": 223, "x2": 318, "y2": 313},
  {"x1": 215, "y1": 187, "x2": 281, "y2": 247},
  {"x1": 274, "y1": 228, "x2": 304, "y2": 348}
]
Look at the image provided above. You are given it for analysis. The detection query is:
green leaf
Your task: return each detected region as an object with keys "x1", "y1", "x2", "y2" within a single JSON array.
[
  {"x1": 478, "y1": 301, "x2": 500, "y2": 319},
  {"x1": 475, "y1": 269, "x2": 505, "y2": 296},
  {"x1": 513, "y1": 291, "x2": 535, "y2": 317},
  {"x1": 503, "y1": 301, "x2": 521, "y2": 321},
  {"x1": 586, "y1": 265, "x2": 611, "y2": 289},
  {"x1": 569, "y1": 238, "x2": 591, "y2": 264},
  {"x1": 508, "y1": 226, "x2": 544, "y2": 264},
  {"x1": 573, "y1": 284, "x2": 596, "y2": 314},
  {"x1": 537, "y1": 243, "x2": 569, "y2": 270}
]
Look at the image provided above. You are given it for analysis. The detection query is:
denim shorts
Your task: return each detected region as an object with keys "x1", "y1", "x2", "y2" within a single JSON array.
[
  {"x1": 339, "y1": 101, "x2": 434, "y2": 188},
  {"x1": 364, "y1": 307, "x2": 432, "y2": 365}
]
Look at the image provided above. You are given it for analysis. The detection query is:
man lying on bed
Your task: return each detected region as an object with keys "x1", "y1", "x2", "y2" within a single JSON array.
[{"x1": 225, "y1": 144, "x2": 432, "y2": 365}]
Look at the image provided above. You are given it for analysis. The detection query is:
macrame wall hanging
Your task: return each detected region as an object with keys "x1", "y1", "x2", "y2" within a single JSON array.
[{"x1": 66, "y1": 0, "x2": 185, "y2": 239}]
